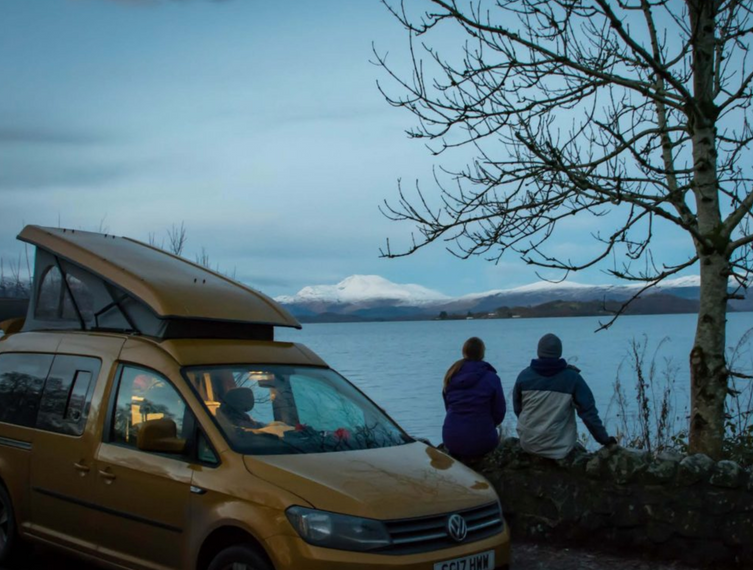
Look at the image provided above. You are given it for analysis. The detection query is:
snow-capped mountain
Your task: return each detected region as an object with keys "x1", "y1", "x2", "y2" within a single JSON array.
[
  {"x1": 275, "y1": 275, "x2": 449, "y2": 317},
  {"x1": 274, "y1": 274, "x2": 741, "y2": 320},
  {"x1": 441, "y1": 275, "x2": 707, "y2": 313},
  {"x1": 276, "y1": 275, "x2": 448, "y2": 305}
]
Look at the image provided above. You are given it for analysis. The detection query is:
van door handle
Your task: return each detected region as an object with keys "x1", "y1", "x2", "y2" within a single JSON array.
[
  {"x1": 74, "y1": 461, "x2": 91, "y2": 474},
  {"x1": 98, "y1": 468, "x2": 117, "y2": 483}
]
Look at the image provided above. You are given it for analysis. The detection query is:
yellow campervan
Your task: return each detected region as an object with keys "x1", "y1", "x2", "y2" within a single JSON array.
[{"x1": 0, "y1": 226, "x2": 510, "y2": 570}]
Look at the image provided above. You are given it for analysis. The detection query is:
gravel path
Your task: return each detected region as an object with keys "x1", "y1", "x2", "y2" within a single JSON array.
[
  {"x1": 513, "y1": 541, "x2": 697, "y2": 570},
  {"x1": 1, "y1": 541, "x2": 700, "y2": 570}
]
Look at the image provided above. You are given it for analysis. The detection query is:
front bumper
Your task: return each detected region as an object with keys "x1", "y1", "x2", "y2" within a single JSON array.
[{"x1": 264, "y1": 525, "x2": 510, "y2": 570}]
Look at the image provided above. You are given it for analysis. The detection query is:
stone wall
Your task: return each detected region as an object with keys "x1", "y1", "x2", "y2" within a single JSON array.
[{"x1": 478, "y1": 438, "x2": 753, "y2": 568}]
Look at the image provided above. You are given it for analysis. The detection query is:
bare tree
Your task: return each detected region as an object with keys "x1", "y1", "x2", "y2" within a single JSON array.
[
  {"x1": 376, "y1": 0, "x2": 753, "y2": 458},
  {"x1": 147, "y1": 232, "x2": 164, "y2": 250},
  {"x1": 97, "y1": 215, "x2": 109, "y2": 235},
  {"x1": 167, "y1": 222, "x2": 188, "y2": 256},
  {"x1": 7, "y1": 253, "x2": 29, "y2": 298},
  {"x1": 24, "y1": 243, "x2": 31, "y2": 285},
  {"x1": 195, "y1": 247, "x2": 212, "y2": 269}
]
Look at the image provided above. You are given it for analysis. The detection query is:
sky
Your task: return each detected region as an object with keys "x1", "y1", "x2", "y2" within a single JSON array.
[{"x1": 0, "y1": 0, "x2": 701, "y2": 298}]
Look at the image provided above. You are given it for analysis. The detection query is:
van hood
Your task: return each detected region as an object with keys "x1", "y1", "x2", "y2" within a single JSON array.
[{"x1": 243, "y1": 442, "x2": 497, "y2": 520}]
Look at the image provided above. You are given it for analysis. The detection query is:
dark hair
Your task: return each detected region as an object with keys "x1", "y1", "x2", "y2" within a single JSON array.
[{"x1": 443, "y1": 337, "x2": 486, "y2": 391}]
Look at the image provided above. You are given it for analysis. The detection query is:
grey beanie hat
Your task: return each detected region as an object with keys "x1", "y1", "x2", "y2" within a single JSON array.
[{"x1": 537, "y1": 333, "x2": 562, "y2": 359}]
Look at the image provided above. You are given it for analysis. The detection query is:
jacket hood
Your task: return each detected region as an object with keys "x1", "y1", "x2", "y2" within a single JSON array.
[
  {"x1": 448, "y1": 360, "x2": 496, "y2": 390},
  {"x1": 243, "y1": 442, "x2": 497, "y2": 519},
  {"x1": 530, "y1": 357, "x2": 568, "y2": 377}
]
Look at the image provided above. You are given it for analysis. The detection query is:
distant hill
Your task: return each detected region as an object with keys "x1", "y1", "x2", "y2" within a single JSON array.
[{"x1": 476, "y1": 295, "x2": 700, "y2": 320}]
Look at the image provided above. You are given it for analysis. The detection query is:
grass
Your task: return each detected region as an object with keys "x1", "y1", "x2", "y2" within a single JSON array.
[{"x1": 605, "y1": 331, "x2": 753, "y2": 466}]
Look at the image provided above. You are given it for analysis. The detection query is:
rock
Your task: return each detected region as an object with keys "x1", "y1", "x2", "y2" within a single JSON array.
[
  {"x1": 721, "y1": 513, "x2": 753, "y2": 546},
  {"x1": 499, "y1": 439, "x2": 531, "y2": 470},
  {"x1": 595, "y1": 443, "x2": 618, "y2": 461},
  {"x1": 591, "y1": 492, "x2": 613, "y2": 515},
  {"x1": 674, "y1": 509, "x2": 718, "y2": 539},
  {"x1": 571, "y1": 451, "x2": 592, "y2": 472},
  {"x1": 677, "y1": 453, "x2": 715, "y2": 485},
  {"x1": 514, "y1": 514, "x2": 555, "y2": 539},
  {"x1": 585, "y1": 455, "x2": 602, "y2": 479},
  {"x1": 555, "y1": 443, "x2": 589, "y2": 469},
  {"x1": 631, "y1": 485, "x2": 667, "y2": 510},
  {"x1": 646, "y1": 521, "x2": 675, "y2": 543},
  {"x1": 685, "y1": 539, "x2": 733, "y2": 566},
  {"x1": 483, "y1": 441, "x2": 753, "y2": 566},
  {"x1": 704, "y1": 490, "x2": 738, "y2": 515},
  {"x1": 644, "y1": 457, "x2": 678, "y2": 484},
  {"x1": 579, "y1": 510, "x2": 608, "y2": 531},
  {"x1": 710, "y1": 460, "x2": 744, "y2": 488},
  {"x1": 612, "y1": 500, "x2": 645, "y2": 527},
  {"x1": 607, "y1": 447, "x2": 650, "y2": 485},
  {"x1": 650, "y1": 504, "x2": 679, "y2": 525},
  {"x1": 657, "y1": 449, "x2": 684, "y2": 463}
]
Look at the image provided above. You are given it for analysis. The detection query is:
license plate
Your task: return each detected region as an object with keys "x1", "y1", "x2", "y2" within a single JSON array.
[{"x1": 433, "y1": 550, "x2": 495, "y2": 570}]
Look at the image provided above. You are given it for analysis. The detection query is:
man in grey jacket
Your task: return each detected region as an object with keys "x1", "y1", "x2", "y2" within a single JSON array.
[{"x1": 513, "y1": 333, "x2": 616, "y2": 459}]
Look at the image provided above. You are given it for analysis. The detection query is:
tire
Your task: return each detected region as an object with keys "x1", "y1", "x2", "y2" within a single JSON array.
[
  {"x1": 207, "y1": 544, "x2": 273, "y2": 570},
  {"x1": 0, "y1": 483, "x2": 25, "y2": 566}
]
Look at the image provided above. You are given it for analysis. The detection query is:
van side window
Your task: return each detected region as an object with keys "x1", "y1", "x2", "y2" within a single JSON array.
[
  {"x1": 110, "y1": 366, "x2": 192, "y2": 455},
  {"x1": 197, "y1": 432, "x2": 219, "y2": 465},
  {"x1": 36, "y1": 266, "x2": 95, "y2": 323},
  {"x1": 36, "y1": 266, "x2": 73, "y2": 320},
  {"x1": 36, "y1": 355, "x2": 101, "y2": 436},
  {"x1": 65, "y1": 274, "x2": 94, "y2": 322},
  {"x1": 0, "y1": 353, "x2": 54, "y2": 427}
]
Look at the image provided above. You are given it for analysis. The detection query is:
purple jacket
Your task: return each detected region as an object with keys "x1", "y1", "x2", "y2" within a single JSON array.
[{"x1": 442, "y1": 360, "x2": 506, "y2": 458}]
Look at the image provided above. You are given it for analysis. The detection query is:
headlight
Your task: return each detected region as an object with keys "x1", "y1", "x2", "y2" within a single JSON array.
[{"x1": 286, "y1": 506, "x2": 391, "y2": 552}]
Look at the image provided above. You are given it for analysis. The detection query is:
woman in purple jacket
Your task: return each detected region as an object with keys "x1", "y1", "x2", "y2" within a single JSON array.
[{"x1": 442, "y1": 337, "x2": 507, "y2": 460}]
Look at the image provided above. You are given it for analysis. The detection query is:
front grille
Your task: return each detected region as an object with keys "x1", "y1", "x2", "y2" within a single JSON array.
[{"x1": 378, "y1": 501, "x2": 504, "y2": 555}]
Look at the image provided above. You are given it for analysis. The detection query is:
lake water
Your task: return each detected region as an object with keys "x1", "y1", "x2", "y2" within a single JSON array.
[{"x1": 278, "y1": 313, "x2": 752, "y2": 445}]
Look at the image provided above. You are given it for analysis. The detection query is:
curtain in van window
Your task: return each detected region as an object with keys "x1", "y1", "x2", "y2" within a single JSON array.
[{"x1": 0, "y1": 353, "x2": 54, "y2": 427}]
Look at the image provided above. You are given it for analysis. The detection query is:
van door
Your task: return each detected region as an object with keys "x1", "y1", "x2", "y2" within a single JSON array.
[
  {"x1": 0, "y1": 351, "x2": 54, "y2": 537},
  {"x1": 28, "y1": 354, "x2": 104, "y2": 552},
  {"x1": 94, "y1": 365, "x2": 196, "y2": 570}
]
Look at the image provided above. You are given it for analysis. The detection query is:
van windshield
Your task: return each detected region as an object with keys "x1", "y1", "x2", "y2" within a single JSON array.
[{"x1": 183, "y1": 365, "x2": 411, "y2": 455}]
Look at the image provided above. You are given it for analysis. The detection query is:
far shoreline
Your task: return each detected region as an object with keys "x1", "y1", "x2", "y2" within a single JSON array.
[{"x1": 295, "y1": 296, "x2": 751, "y2": 325}]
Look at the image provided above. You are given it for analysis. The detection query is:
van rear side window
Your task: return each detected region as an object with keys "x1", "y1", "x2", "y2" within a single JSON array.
[
  {"x1": 36, "y1": 356, "x2": 101, "y2": 436},
  {"x1": 0, "y1": 353, "x2": 54, "y2": 427}
]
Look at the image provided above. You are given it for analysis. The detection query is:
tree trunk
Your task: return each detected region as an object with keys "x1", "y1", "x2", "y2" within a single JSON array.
[
  {"x1": 687, "y1": 0, "x2": 728, "y2": 459},
  {"x1": 689, "y1": 252, "x2": 729, "y2": 458}
]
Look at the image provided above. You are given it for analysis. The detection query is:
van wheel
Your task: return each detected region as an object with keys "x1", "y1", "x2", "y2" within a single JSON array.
[
  {"x1": 0, "y1": 484, "x2": 24, "y2": 565},
  {"x1": 207, "y1": 544, "x2": 273, "y2": 570}
]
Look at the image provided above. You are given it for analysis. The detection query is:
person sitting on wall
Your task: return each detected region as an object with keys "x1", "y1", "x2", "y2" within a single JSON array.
[
  {"x1": 442, "y1": 337, "x2": 507, "y2": 462},
  {"x1": 513, "y1": 333, "x2": 616, "y2": 459}
]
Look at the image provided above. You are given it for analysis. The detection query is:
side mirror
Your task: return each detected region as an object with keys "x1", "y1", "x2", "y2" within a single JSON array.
[{"x1": 137, "y1": 418, "x2": 187, "y2": 454}]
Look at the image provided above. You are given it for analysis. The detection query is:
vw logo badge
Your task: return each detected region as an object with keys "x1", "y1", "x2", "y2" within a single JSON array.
[{"x1": 446, "y1": 513, "x2": 468, "y2": 542}]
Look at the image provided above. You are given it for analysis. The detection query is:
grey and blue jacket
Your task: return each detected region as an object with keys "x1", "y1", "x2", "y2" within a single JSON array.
[{"x1": 513, "y1": 358, "x2": 609, "y2": 459}]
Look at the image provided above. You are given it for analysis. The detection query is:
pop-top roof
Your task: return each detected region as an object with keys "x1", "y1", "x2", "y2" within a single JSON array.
[{"x1": 18, "y1": 225, "x2": 301, "y2": 332}]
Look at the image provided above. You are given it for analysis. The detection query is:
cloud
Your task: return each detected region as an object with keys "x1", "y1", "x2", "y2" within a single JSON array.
[
  {"x1": 103, "y1": 0, "x2": 232, "y2": 4},
  {"x1": 0, "y1": 126, "x2": 110, "y2": 146},
  {"x1": 243, "y1": 275, "x2": 298, "y2": 289},
  {"x1": 0, "y1": 162, "x2": 130, "y2": 190}
]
